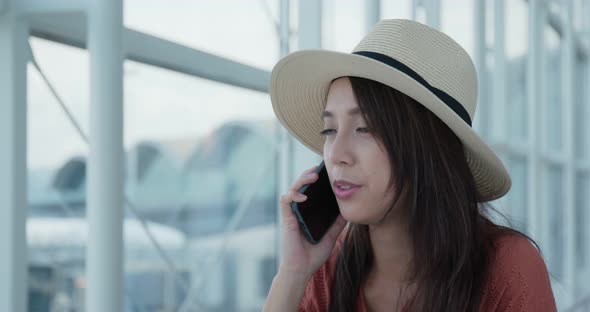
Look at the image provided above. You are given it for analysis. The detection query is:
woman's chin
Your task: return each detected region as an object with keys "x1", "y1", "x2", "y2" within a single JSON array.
[{"x1": 339, "y1": 204, "x2": 374, "y2": 224}]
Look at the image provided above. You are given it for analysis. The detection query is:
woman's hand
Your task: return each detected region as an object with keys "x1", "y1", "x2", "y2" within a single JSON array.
[{"x1": 278, "y1": 165, "x2": 347, "y2": 279}]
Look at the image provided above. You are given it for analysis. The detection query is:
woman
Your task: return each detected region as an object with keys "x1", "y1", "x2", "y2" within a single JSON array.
[{"x1": 263, "y1": 19, "x2": 556, "y2": 311}]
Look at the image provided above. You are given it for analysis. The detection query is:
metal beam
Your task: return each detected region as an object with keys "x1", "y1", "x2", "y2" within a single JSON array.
[
  {"x1": 491, "y1": 0, "x2": 511, "y2": 218},
  {"x1": 290, "y1": 0, "x2": 324, "y2": 180},
  {"x1": 15, "y1": 0, "x2": 86, "y2": 14},
  {"x1": 86, "y1": 0, "x2": 124, "y2": 311},
  {"x1": 28, "y1": 12, "x2": 270, "y2": 92},
  {"x1": 0, "y1": 7, "x2": 29, "y2": 312},
  {"x1": 425, "y1": 0, "x2": 440, "y2": 30},
  {"x1": 492, "y1": 0, "x2": 507, "y2": 144},
  {"x1": 125, "y1": 30, "x2": 270, "y2": 92},
  {"x1": 585, "y1": 0, "x2": 590, "y2": 293},
  {"x1": 276, "y1": 0, "x2": 291, "y2": 273},
  {"x1": 561, "y1": 0, "x2": 575, "y2": 303},
  {"x1": 473, "y1": 0, "x2": 489, "y2": 140},
  {"x1": 365, "y1": 0, "x2": 380, "y2": 34},
  {"x1": 527, "y1": 0, "x2": 545, "y2": 251},
  {"x1": 298, "y1": 0, "x2": 321, "y2": 50},
  {"x1": 276, "y1": 0, "x2": 325, "y2": 271},
  {"x1": 412, "y1": 0, "x2": 439, "y2": 30}
]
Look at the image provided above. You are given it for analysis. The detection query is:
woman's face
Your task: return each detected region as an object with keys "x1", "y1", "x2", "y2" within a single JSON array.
[{"x1": 322, "y1": 77, "x2": 396, "y2": 224}]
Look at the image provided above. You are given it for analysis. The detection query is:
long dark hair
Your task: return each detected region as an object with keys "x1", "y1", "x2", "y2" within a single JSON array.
[{"x1": 328, "y1": 77, "x2": 535, "y2": 311}]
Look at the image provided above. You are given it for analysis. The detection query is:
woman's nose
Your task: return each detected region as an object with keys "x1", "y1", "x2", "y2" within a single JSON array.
[{"x1": 326, "y1": 134, "x2": 354, "y2": 166}]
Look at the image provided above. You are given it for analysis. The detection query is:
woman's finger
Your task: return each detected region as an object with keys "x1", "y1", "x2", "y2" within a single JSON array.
[
  {"x1": 279, "y1": 190, "x2": 307, "y2": 228},
  {"x1": 289, "y1": 172, "x2": 318, "y2": 193}
]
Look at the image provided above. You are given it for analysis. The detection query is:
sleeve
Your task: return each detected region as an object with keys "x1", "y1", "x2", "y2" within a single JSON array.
[
  {"x1": 297, "y1": 268, "x2": 329, "y2": 312},
  {"x1": 299, "y1": 230, "x2": 345, "y2": 312},
  {"x1": 484, "y1": 235, "x2": 557, "y2": 312}
]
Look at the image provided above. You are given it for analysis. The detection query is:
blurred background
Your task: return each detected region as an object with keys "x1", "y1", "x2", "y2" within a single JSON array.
[{"x1": 1, "y1": 0, "x2": 589, "y2": 311}]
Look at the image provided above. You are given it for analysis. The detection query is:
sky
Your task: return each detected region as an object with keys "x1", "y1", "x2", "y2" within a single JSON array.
[{"x1": 26, "y1": 0, "x2": 533, "y2": 170}]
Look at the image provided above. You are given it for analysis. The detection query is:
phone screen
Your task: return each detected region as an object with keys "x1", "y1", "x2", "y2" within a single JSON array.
[{"x1": 291, "y1": 161, "x2": 340, "y2": 244}]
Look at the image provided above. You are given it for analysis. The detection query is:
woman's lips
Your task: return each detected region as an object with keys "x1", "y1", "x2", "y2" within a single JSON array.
[{"x1": 332, "y1": 180, "x2": 361, "y2": 200}]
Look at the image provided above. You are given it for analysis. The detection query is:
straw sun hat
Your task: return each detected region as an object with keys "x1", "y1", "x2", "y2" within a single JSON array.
[{"x1": 270, "y1": 19, "x2": 511, "y2": 201}]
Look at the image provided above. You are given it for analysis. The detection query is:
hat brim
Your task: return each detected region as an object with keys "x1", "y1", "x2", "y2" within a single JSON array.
[{"x1": 270, "y1": 50, "x2": 511, "y2": 202}]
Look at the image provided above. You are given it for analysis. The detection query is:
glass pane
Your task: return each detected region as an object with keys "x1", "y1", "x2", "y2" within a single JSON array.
[
  {"x1": 575, "y1": 173, "x2": 589, "y2": 269},
  {"x1": 124, "y1": 61, "x2": 277, "y2": 311},
  {"x1": 575, "y1": 57, "x2": 589, "y2": 162},
  {"x1": 381, "y1": 0, "x2": 412, "y2": 21},
  {"x1": 506, "y1": 157, "x2": 528, "y2": 231},
  {"x1": 506, "y1": 64, "x2": 528, "y2": 142},
  {"x1": 27, "y1": 39, "x2": 90, "y2": 312},
  {"x1": 546, "y1": 165, "x2": 564, "y2": 281},
  {"x1": 441, "y1": 0, "x2": 474, "y2": 56},
  {"x1": 544, "y1": 26, "x2": 562, "y2": 153},
  {"x1": 506, "y1": 0, "x2": 529, "y2": 142},
  {"x1": 123, "y1": 61, "x2": 275, "y2": 146},
  {"x1": 125, "y1": 0, "x2": 279, "y2": 70},
  {"x1": 28, "y1": 38, "x2": 89, "y2": 170},
  {"x1": 324, "y1": 0, "x2": 413, "y2": 52},
  {"x1": 323, "y1": 0, "x2": 370, "y2": 51},
  {"x1": 27, "y1": 37, "x2": 279, "y2": 311}
]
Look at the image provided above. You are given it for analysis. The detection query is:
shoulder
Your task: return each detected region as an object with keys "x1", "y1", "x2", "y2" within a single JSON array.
[
  {"x1": 480, "y1": 232, "x2": 557, "y2": 311},
  {"x1": 298, "y1": 229, "x2": 347, "y2": 312}
]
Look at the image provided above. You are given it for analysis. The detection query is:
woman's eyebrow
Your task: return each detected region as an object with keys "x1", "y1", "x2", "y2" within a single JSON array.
[{"x1": 322, "y1": 107, "x2": 361, "y2": 119}]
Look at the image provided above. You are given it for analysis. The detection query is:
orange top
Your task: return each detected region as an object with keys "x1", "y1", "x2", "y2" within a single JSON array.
[{"x1": 298, "y1": 230, "x2": 557, "y2": 312}]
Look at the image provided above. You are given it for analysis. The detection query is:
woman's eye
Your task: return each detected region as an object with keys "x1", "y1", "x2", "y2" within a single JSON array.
[
  {"x1": 320, "y1": 128, "x2": 370, "y2": 136},
  {"x1": 320, "y1": 129, "x2": 335, "y2": 136}
]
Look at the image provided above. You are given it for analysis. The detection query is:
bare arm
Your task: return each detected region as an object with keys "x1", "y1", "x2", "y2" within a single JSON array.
[{"x1": 263, "y1": 270, "x2": 310, "y2": 312}]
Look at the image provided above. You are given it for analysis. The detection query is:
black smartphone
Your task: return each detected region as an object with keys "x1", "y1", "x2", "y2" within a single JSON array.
[{"x1": 291, "y1": 161, "x2": 341, "y2": 244}]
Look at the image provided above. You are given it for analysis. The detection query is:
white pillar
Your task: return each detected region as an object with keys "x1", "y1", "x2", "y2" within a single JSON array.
[
  {"x1": 491, "y1": 0, "x2": 511, "y2": 222},
  {"x1": 276, "y1": 0, "x2": 324, "y2": 269},
  {"x1": 365, "y1": 0, "x2": 380, "y2": 34},
  {"x1": 279, "y1": 0, "x2": 290, "y2": 57},
  {"x1": 425, "y1": 0, "x2": 440, "y2": 30},
  {"x1": 527, "y1": 0, "x2": 545, "y2": 246},
  {"x1": 293, "y1": 0, "x2": 323, "y2": 175},
  {"x1": 561, "y1": 0, "x2": 575, "y2": 303},
  {"x1": 585, "y1": 0, "x2": 590, "y2": 286},
  {"x1": 0, "y1": 5, "x2": 28, "y2": 312},
  {"x1": 412, "y1": 0, "x2": 439, "y2": 29},
  {"x1": 473, "y1": 0, "x2": 489, "y2": 140},
  {"x1": 298, "y1": 0, "x2": 321, "y2": 50},
  {"x1": 277, "y1": 0, "x2": 323, "y2": 231},
  {"x1": 86, "y1": 0, "x2": 124, "y2": 311},
  {"x1": 291, "y1": 0, "x2": 323, "y2": 171},
  {"x1": 276, "y1": 0, "x2": 291, "y2": 269},
  {"x1": 278, "y1": 0, "x2": 324, "y2": 199},
  {"x1": 492, "y1": 0, "x2": 507, "y2": 145}
]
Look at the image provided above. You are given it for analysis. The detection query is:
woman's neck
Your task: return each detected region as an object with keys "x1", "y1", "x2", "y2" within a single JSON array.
[
  {"x1": 367, "y1": 213, "x2": 413, "y2": 284},
  {"x1": 363, "y1": 218, "x2": 414, "y2": 312}
]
